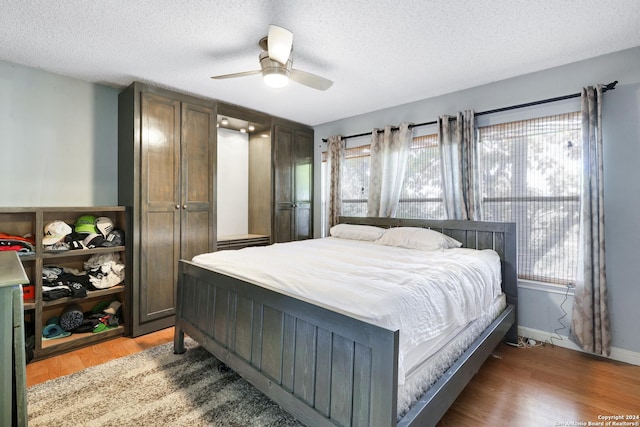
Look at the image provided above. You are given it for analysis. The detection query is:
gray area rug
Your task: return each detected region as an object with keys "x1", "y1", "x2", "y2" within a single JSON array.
[{"x1": 28, "y1": 337, "x2": 305, "y2": 426}]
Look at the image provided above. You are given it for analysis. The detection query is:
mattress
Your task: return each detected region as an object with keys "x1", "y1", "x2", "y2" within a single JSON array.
[{"x1": 191, "y1": 236, "x2": 504, "y2": 386}]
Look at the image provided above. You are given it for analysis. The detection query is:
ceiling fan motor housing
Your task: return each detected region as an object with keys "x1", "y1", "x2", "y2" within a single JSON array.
[{"x1": 259, "y1": 50, "x2": 292, "y2": 79}]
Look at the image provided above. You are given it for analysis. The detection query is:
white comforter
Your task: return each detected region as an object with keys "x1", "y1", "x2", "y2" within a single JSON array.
[{"x1": 191, "y1": 237, "x2": 502, "y2": 383}]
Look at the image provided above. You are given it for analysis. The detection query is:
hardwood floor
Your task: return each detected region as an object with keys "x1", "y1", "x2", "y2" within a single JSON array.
[
  {"x1": 27, "y1": 330, "x2": 640, "y2": 426},
  {"x1": 439, "y1": 342, "x2": 640, "y2": 426},
  {"x1": 26, "y1": 327, "x2": 175, "y2": 387}
]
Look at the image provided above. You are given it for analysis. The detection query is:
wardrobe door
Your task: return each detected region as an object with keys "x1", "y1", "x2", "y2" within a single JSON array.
[
  {"x1": 273, "y1": 125, "x2": 295, "y2": 243},
  {"x1": 139, "y1": 92, "x2": 181, "y2": 324},
  {"x1": 180, "y1": 102, "x2": 216, "y2": 259},
  {"x1": 273, "y1": 124, "x2": 314, "y2": 243},
  {"x1": 293, "y1": 129, "x2": 313, "y2": 240}
]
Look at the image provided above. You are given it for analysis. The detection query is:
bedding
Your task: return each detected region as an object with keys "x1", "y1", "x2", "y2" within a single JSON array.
[
  {"x1": 376, "y1": 226, "x2": 463, "y2": 250},
  {"x1": 191, "y1": 236, "x2": 502, "y2": 384},
  {"x1": 329, "y1": 223, "x2": 386, "y2": 241},
  {"x1": 397, "y1": 294, "x2": 505, "y2": 417}
]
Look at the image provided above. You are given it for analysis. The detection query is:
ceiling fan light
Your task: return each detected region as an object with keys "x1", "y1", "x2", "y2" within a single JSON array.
[{"x1": 263, "y1": 71, "x2": 289, "y2": 88}]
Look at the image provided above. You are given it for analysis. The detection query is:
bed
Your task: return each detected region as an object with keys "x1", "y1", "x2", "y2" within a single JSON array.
[{"x1": 173, "y1": 217, "x2": 517, "y2": 426}]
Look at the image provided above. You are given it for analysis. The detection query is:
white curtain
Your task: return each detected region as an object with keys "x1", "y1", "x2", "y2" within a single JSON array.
[
  {"x1": 325, "y1": 135, "x2": 344, "y2": 234},
  {"x1": 570, "y1": 85, "x2": 611, "y2": 356},
  {"x1": 367, "y1": 123, "x2": 413, "y2": 217},
  {"x1": 438, "y1": 110, "x2": 481, "y2": 220}
]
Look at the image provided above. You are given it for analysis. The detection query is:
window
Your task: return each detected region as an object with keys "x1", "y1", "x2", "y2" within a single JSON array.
[
  {"x1": 341, "y1": 145, "x2": 370, "y2": 216},
  {"x1": 396, "y1": 133, "x2": 445, "y2": 219},
  {"x1": 324, "y1": 133, "x2": 444, "y2": 219},
  {"x1": 478, "y1": 112, "x2": 581, "y2": 284},
  {"x1": 322, "y1": 110, "x2": 582, "y2": 284}
]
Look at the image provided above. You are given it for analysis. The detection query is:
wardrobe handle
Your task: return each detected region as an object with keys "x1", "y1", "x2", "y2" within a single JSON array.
[
  {"x1": 183, "y1": 205, "x2": 187, "y2": 209},
  {"x1": 175, "y1": 205, "x2": 180, "y2": 209}
]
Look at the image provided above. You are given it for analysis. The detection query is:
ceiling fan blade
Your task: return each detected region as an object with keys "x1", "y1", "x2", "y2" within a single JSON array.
[
  {"x1": 211, "y1": 70, "x2": 261, "y2": 80},
  {"x1": 267, "y1": 25, "x2": 293, "y2": 65},
  {"x1": 290, "y1": 69, "x2": 333, "y2": 91}
]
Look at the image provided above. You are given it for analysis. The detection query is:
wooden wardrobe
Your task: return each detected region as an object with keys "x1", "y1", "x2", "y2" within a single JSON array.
[
  {"x1": 118, "y1": 82, "x2": 216, "y2": 337},
  {"x1": 118, "y1": 83, "x2": 313, "y2": 336}
]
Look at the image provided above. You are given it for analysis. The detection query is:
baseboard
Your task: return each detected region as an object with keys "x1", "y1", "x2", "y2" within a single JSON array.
[{"x1": 518, "y1": 326, "x2": 640, "y2": 366}]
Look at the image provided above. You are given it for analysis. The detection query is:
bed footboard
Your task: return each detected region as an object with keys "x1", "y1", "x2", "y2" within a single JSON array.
[{"x1": 174, "y1": 260, "x2": 400, "y2": 427}]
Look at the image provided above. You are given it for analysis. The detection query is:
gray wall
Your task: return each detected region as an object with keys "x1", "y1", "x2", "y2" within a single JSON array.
[
  {"x1": 0, "y1": 60, "x2": 119, "y2": 206},
  {"x1": 2, "y1": 47, "x2": 638, "y2": 357},
  {"x1": 314, "y1": 46, "x2": 640, "y2": 356}
]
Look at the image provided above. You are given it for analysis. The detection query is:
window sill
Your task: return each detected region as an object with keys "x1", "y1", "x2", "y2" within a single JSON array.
[{"x1": 517, "y1": 279, "x2": 575, "y2": 296}]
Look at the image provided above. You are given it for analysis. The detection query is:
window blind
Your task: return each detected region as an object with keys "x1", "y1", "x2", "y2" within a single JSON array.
[{"x1": 478, "y1": 112, "x2": 581, "y2": 283}]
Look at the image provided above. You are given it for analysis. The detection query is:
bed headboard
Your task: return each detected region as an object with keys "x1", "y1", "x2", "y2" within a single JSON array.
[{"x1": 338, "y1": 216, "x2": 518, "y2": 325}]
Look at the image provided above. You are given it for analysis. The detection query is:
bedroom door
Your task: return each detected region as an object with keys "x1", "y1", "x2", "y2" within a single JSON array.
[{"x1": 273, "y1": 124, "x2": 313, "y2": 243}]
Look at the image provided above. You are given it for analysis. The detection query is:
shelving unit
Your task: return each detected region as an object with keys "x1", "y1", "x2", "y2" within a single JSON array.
[{"x1": 0, "y1": 206, "x2": 127, "y2": 361}]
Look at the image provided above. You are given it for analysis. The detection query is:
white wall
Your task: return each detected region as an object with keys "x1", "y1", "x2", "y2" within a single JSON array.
[
  {"x1": 217, "y1": 128, "x2": 249, "y2": 236},
  {"x1": 0, "y1": 60, "x2": 118, "y2": 206},
  {"x1": 313, "y1": 46, "x2": 640, "y2": 360}
]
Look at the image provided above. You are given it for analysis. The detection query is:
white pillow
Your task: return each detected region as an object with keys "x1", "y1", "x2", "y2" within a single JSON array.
[
  {"x1": 329, "y1": 224, "x2": 386, "y2": 241},
  {"x1": 376, "y1": 227, "x2": 462, "y2": 251}
]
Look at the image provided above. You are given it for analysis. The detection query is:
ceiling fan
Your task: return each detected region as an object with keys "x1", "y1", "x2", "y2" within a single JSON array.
[{"x1": 211, "y1": 25, "x2": 333, "y2": 91}]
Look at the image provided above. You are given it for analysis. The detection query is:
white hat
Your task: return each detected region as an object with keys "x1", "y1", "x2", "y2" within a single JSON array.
[
  {"x1": 43, "y1": 221, "x2": 73, "y2": 245},
  {"x1": 95, "y1": 217, "x2": 114, "y2": 238}
]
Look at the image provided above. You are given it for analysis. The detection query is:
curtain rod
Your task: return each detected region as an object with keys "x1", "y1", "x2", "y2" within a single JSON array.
[{"x1": 321, "y1": 80, "x2": 618, "y2": 143}]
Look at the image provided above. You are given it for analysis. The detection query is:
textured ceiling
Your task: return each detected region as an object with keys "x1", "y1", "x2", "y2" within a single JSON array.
[{"x1": 1, "y1": 0, "x2": 639, "y2": 126}]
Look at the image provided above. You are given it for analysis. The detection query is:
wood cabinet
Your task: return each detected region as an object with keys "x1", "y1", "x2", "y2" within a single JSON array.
[
  {"x1": 118, "y1": 84, "x2": 311, "y2": 336},
  {"x1": 273, "y1": 123, "x2": 314, "y2": 243},
  {"x1": 0, "y1": 206, "x2": 127, "y2": 360},
  {"x1": 118, "y1": 82, "x2": 216, "y2": 337}
]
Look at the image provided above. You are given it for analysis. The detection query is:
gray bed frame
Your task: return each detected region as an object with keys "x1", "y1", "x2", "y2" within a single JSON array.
[{"x1": 173, "y1": 217, "x2": 518, "y2": 426}]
